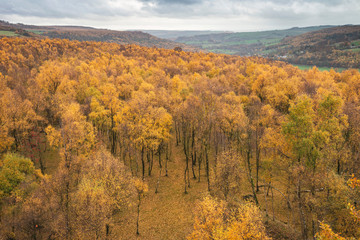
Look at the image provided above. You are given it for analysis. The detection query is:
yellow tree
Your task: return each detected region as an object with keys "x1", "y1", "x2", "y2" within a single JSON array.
[
  {"x1": 44, "y1": 102, "x2": 95, "y2": 240},
  {"x1": 46, "y1": 102, "x2": 96, "y2": 162},
  {"x1": 72, "y1": 148, "x2": 136, "y2": 239},
  {"x1": 316, "y1": 92, "x2": 348, "y2": 174},
  {"x1": 118, "y1": 85, "x2": 172, "y2": 181},
  {"x1": 213, "y1": 150, "x2": 243, "y2": 201},
  {"x1": 0, "y1": 76, "x2": 14, "y2": 152},
  {"x1": 188, "y1": 196, "x2": 271, "y2": 240},
  {"x1": 176, "y1": 94, "x2": 202, "y2": 193},
  {"x1": 89, "y1": 82, "x2": 123, "y2": 154},
  {"x1": 0, "y1": 153, "x2": 43, "y2": 238},
  {"x1": 3, "y1": 89, "x2": 40, "y2": 152}
]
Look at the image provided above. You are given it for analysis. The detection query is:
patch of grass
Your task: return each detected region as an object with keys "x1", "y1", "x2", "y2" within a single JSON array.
[
  {"x1": 0, "y1": 31, "x2": 19, "y2": 36},
  {"x1": 260, "y1": 49, "x2": 277, "y2": 55},
  {"x1": 263, "y1": 39, "x2": 282, "y2": 47},
  {"x1": 181, "y1": 41, "x2": 206, "y2": 45},
  {"x1": 209, "y1": 49, "x2": 237, "y2": 54},
  {"x1": 351, "y1": 40, "x2": 360, "y2": 46},
  {"x1": 293, "y1": 64, "x2": 348, "y2": 72},
  {"x1": 345, "y1": 48, "x2": 360, "y2": 53},
  {"x1": 27, "y1": 30, "x2": 45, "y2": 35}
]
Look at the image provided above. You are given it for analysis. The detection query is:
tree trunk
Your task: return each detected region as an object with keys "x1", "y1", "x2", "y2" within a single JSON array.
[
  {"x1": 136, "y1": 194, "x2": 141, "y2": 235},
  {"x1": 271, "y1": 187, "x2": 275, "y2": 221},
  {"x1": 155, "y1": 150, "x2": 162, "y2": 193},
  {"x1": 298, "y1": 179, "x2": 308, "y2": 240},
  {"x1": 255, "y1": 132, "x2": 261, "y2": 192},
  {"x1": 141, "y1": 147, "x2": 145, "y2": 180},
  {"x1": 246, "y1": 145, "x2": 259, "y2": 205},
  {"x1": 38, "y1": 143, "x2": 46, "y2": 174},
  {"x1": 110, "y1": 112, "x2": 116, "y2": 155},
  {"x1": 105, "y1": 224, "x2": 110, "y2": 240},
  {"x1": 198, "y1": 151, "x2": 202, "y2": 183},
  {"x1": 205, "y1": 145, "x2": 211, "y2": 192},
  {"x1": 147, "y1": 151, "x2": 151, "y2": 176},
  {"x1": 191, "y1": 128, "x2": 197, "y2": 179},
  {"x1": 165, "y1": 144, "x2": 169, "y2": 177},
  {"x1": 183, "y1": 128, "x2": 190, "y2": 194},
  {"x1": 175, "y1": 121, "x2": 179, "y2": 146},
  {"x1": 65, "y1": 181, "x2": 72, "y2": 240},
  {"x1": 150, "y1": 150, "x2": 154, "y2": 175},
  {"x1": 191, "y1": 151, "x2": 197, "y2": 179}
]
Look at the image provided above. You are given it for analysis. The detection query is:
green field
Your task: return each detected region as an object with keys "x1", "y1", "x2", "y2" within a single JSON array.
[
  {"x1": 347, "y1": 48, "x2": 360, "y2": 52},
  {"x1": 293, "y1": 64, "x2": 356, "y2": 72},
  {"x1": 0, "y1": 30, "x2": 19, "y2": 36},
  {"x1": 351, "y1": 40, "x2": 360, "y2": 46},
  {"x1": 208, "y1": 49, "x2": 238, "y2": 54},
  {"x1": 27, "y1": 30, "x2": 45, "y2": 35}
]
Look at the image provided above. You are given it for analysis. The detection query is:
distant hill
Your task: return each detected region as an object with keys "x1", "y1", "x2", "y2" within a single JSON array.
[
  {"x1": 174, "y1": 26, "x2": 335, "y2": 55},
  {"x1": 174, "y1": 25, "x2": 360, "y2": 68},
  {"x1": 0, "y1": 20, "x2": 197, "y2": 51},
  {"x1": 142, "y1": 30, "x2": 229, "y2": 40},
  {"x1": 266, "y1": 25, "x2": 360, "y2": 68},
  {"x1": 2, "y1": 20, "x2": 358, "y2": 68}
]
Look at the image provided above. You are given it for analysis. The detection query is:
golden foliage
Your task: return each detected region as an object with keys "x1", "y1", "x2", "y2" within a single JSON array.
[
  {"x1": 188, "y1": 196, "x2": 270, "y2": 240},
  {"x1": 1, "y1": 37, "x2": 360, "y2": 239}
]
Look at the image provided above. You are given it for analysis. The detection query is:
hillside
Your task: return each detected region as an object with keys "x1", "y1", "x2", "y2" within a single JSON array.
[
  {"x1": 267, "y1": 25, "x2": 360, "y2": 68},
  {"x1": 0, "y1": 20, "x2": 197, "y2": 51},
  {"x1": 175, "y1": 26, "x2": 334, "y2": 55}
]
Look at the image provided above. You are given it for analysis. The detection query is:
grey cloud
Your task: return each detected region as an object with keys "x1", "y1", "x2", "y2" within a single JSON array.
[
  {"x1": 139, "y1": 0, "x2": 203, "y2": 5},
  {"x1": 139, "y1": 0, "x2": 357, "y2": 18},
  {"x1": 0, "y1": 0, "x2": 359, "y2": 31},
  {"x1": 0, "y1": 0, "x2": 135, "y2": 18}
]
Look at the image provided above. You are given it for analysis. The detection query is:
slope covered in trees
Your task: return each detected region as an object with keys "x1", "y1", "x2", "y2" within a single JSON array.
[
  {"x1": 174, "y1": 26, "x2": 334, "y2": 55},
  {"x1": 175, "y1": 25, "x2": 360, "y2": 69},
  {"x1": 268, "y1": 25, "x2": 360, "y2": 68},
  {"x1": 1, "y1": 37, "x2": 360, "y2": 239},
  {"x1": 0, "y1": 20, "x2": 196, "y2": 51}
]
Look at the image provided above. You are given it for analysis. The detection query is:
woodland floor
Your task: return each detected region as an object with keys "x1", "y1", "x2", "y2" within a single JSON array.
[{"x1": 115, "y1": 142, "x2": 209, "y2": 240}]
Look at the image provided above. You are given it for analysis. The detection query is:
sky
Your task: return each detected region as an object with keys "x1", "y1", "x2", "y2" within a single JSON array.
[{"x1": 1, "y1": 0, "x2": 360, "y2": 32}]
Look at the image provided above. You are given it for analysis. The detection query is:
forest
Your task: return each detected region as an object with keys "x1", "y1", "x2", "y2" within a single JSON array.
[{"x1": 1, "y1": 37, "x2": 360, "y2": 240}]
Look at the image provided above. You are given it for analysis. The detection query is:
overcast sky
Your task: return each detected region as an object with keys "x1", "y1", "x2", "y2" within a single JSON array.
[{"x1": 1, "y1": 0, "x2": 359, "y2": 31}]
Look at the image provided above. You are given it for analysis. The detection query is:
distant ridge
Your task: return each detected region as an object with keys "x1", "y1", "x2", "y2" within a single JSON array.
[
  {"x1": 0, "y1": 20, "x2": 198, "y2": 52},
  {"x1": 174, "y1": 25, "x2": 336, "y2": 55},
  {"x1": 141, "y1": 30, "x2": 231, "y2": 40},
  {"x1": 167, "y1": 24, "x2": 360, "y2": 68},
  {"x1": 267, "y1": 25, "x2": 360, "y2": 68}
]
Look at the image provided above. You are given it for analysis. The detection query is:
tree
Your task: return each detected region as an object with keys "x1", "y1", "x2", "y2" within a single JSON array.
[
  {"x1": 188, "y1": 196, "x2": 270, "y2": 240},
  {"x1": 89, "y1": 83, "x2": 123, "y2": 155},
  {"x1": 315, "y1": 222, "x2": 346, "y2": 240},
  {"x1": 316, "y1": 92, "x2": 348, "y2": 174},
  {"x1": 0, "y1": 153, "x2": 40, "y2": 201},
  {"x1": 0, "y1": 153, "x2": 43, "y2": 239},
  {"x1": 118, "y1": 86, "x2": 172, "y2": 180},
  {"x1": 213, "y1": 150, "x2": 243, "y2": 201},
  {"x1": 135, "y1": 179, "x2": 148, "y2": 235},
  {"x1": 17, "y1": 148, "x2": 136, "y2": 239},
  {"x1": 282, "y1": 96, "x2": 321, "y2": 240},
  {"x1": 0, "y1": 77, "x2": 14, "y2": 152},
  {"x1": 72, "y1": 148, "x2": 136, "y2": 239},
  {"x1": 46, "y1": 102, "x2": 96, "y2": 161}
]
